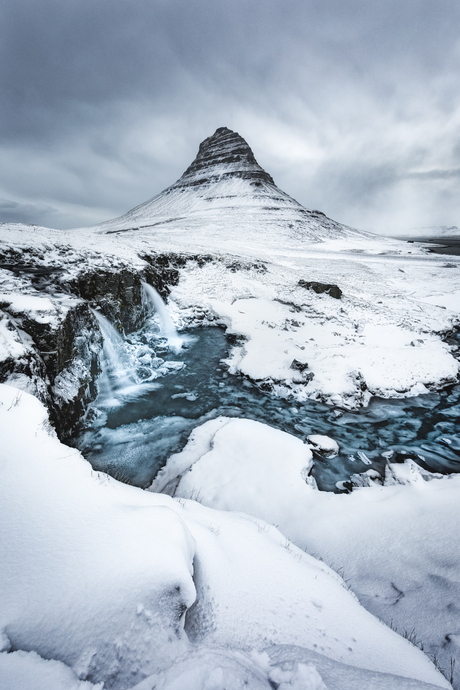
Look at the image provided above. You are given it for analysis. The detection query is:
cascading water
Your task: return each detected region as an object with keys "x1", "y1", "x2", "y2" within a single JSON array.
[
  {"x1": 142, "y1": 283, "x2": 183, "y2": 353},
  {"x1": 92, "y1": 310, "x2": 136, "y2": 402}
]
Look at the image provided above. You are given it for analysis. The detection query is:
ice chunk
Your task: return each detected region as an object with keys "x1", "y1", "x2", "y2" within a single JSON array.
[
  {"x1": 384, "y1": 459, "x2": 443, "y2": 486},
  {"x1": 356, "y1": 450, "x2": 372, "y2": 465}
]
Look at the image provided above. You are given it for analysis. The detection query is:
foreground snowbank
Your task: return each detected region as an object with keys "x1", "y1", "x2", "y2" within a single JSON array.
[
  {"x1": 0, "y1": 385, "x2": 449, "y2": 689},
  {"x1": 157, "y1": 416, "x2": 460, "y2": 686}
]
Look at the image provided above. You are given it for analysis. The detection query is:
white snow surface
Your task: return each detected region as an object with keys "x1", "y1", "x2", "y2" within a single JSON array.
[
  {"x1": 0, "y1": 650, "x2": 102, "y2": 690},
  {"x1": 391, "y1": 226, "x2": 460, "y2": 238},
  {"x1": 0, "y1": 385, "x2": 450, "y2": 689},
  {"x1": 157, "y1": 416, "x2": 460, "y2": 687}
]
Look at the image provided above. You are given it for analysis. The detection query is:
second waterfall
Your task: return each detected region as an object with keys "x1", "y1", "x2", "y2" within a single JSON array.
[{"x1": 142, "y1": 282, "x2": 183, "y2": 353}]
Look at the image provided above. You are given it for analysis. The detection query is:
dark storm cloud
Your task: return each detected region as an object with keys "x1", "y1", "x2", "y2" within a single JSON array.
[
  {"x1": 0, "y1": 198, "x2": 57, "y2": 225},
  {"x1": 1, "y1": 0, "x2": 460, "y2": 230}
]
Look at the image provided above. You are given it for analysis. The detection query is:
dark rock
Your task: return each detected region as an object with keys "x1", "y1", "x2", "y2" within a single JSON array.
[
  {"x1": 290, "y1": 359, "x2": 309, "y2": 372},
  {"x1": 0, "y1": 302, "x2": 101, "y2": 438},
  {"x1": 0, "y1": 263, "x2": 64, "y2": 278},
  {"x1": 66, "y1": 268, "x2": 146, "y2": 333},
  {"x1": 274, "y1": 298, "x2": 302, "y2": 312},
  {"x1": 298, "y1": 280, "x2": 342, "y2": 299},
  {"x1": 226, "y1": 333, "x2": 245, "y2": 345},
  {"x1": 258, "y1": 380, "x2": 274, "y2": 393}
]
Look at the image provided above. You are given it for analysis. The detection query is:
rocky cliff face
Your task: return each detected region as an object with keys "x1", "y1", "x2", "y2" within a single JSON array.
[{"x1": 0, "y1": 290, "x2": 100, "y2": 438}]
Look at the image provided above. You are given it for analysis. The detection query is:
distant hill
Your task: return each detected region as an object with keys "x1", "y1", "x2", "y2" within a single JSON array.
[{"x1": 392, "y1": 225, "x2": 460, "y2": 238}]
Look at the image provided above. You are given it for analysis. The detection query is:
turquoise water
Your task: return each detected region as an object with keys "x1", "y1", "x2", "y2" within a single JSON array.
[{"x1": 72, "y1": 326, "x2": 460, "y2": 491}]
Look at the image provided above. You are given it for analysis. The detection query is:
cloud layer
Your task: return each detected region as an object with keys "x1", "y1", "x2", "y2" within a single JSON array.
[{"x1": 1, "y1": 0, "x2": 459, "y2": 233}]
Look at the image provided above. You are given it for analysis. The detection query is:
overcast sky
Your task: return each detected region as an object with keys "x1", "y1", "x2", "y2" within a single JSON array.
[{"x1": 1, "y1": 0, "x2": 459, "y2": 234}]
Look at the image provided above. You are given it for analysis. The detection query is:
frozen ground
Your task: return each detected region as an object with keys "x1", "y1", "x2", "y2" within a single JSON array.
[{"x1": 1, "y1": 206, "x2": 459, "y2": 410}]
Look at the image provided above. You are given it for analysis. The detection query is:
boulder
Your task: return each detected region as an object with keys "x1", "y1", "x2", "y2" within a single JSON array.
[{"x1": 298, "y1": 280, "x2": 342, "y2": 299}]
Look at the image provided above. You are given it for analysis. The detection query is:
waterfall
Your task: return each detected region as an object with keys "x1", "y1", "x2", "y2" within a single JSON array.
[
  {"x1": 92, "y1": 310, "x2": 135, "y2": 398},
  {"x1": 142, "y1": 283, "x2": 183, "y2": 353}
]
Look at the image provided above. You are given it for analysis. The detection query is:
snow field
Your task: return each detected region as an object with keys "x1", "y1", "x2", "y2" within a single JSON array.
[
  {"x1": 157, "y1": 415, "x2": 460, "y2": 686},
  {"x1": 0, "y1": 385, "x2": 450, "y2": 689}
]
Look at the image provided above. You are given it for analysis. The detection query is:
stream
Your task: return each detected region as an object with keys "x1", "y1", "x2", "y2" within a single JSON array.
[{"x1": 72, "y1": 313, "x2": 460, "y2": 492}]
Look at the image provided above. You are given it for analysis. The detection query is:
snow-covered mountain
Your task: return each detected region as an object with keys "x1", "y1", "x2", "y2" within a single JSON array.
[
  {"x1": 392, "y1": 226, "x2": 460, "y2": 238},
  {"x1": 91, "y1": 126, "x2": 369, "y2": 247}
]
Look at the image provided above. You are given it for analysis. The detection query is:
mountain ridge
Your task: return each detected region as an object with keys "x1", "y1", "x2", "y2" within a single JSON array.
[{"x1": 89, "y1": 127, "x2": 372, "y2": 245}]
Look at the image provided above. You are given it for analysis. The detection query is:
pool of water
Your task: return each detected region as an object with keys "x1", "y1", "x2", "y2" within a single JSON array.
[
  {"x1": 398, "y1": 235, "x2": 460, "y2": 256},
  {"x1": 72, "y1": 325, "x2": 460, "y2": 492}
]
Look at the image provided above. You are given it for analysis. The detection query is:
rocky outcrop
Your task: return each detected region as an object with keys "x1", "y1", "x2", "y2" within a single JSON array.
[
  {"x1": 298, "y1": 280, "x2": 342, "y2": 299},
  {"x1": 67, "y1": 268, "x2": 146, "y2": 334},
  {"x1": 0, "y1": 297, "x2": 100, "y2": 438}
]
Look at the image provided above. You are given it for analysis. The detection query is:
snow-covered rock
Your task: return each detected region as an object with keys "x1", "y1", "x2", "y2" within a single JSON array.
[
  {"x1": 307, "y1": 434, "x2": 339, "y2": 458},
  {"x1": 0, "y1": 651, "x2": 102, "y2": 690},
  {"x1": 151, "y1": 417, "x2": 316, "y2": 502}
]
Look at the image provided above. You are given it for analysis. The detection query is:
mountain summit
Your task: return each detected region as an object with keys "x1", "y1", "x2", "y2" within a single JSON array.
[
  {"x1": 174, "y1": 127, "x2": 275, "y2": 188},
  {"x1": 94, "y1": 127, "x2": 368, "y2": 246}
]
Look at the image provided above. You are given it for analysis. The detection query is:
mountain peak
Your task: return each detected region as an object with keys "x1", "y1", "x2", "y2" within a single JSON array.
[
  {"x1": 173, "y1": 127, "x2": 275, "y2": 189},
  {"x1": 95, "y1": 127, "x2": 366, "y2": 245}
]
